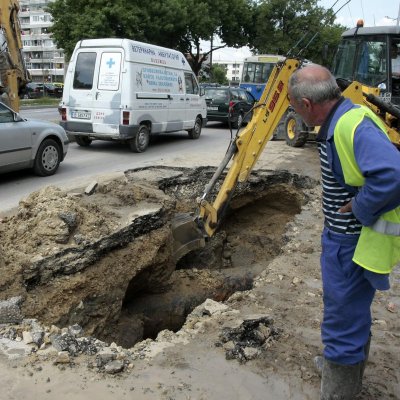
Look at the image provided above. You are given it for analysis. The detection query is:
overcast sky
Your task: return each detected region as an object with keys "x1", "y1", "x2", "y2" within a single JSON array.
[{"x1": 209, "y1": 0, "x2": 400, "y2": 62}]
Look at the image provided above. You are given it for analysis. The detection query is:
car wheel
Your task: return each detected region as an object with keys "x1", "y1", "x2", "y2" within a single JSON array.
[
  {"x1": 232, "y1": 112, "x2": 244, "y2": 129},
  {"x1": 33, "y1": 138, "x2": 61, "y2": 176},
  {"x1": 129, "y1": 124, "x2": 150, "y2": 153},
  {"x1": 187, "y1": 116, "x2": 202, "y2": 139},
  {"x1": 75, "y1": 136, "x2": 92, "y2": 147}
]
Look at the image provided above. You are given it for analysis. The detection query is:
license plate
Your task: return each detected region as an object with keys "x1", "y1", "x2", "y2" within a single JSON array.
[
  {"x1": 207, "y1": 106, "x2": 218, "y2": 111},
  {"x1": 71, "y1": 110, "x2": 91, "y2": 119}
]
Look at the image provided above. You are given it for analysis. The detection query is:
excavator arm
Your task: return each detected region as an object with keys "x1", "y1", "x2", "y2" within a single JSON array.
[
  {"x1": 172, "y1": 58, "x2": 302, "y2": 260},
  {"x1": 339, "y1": 81, "x2": 400, "y2": 147},
  {"x1": 0, "y1": 0, "x2": 29, "y2": 111}
]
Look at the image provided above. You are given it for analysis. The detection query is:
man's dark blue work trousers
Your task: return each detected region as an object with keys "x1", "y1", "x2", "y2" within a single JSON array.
[{"x1": 320, "y1": 227, "x2": 375, "y2": 365}]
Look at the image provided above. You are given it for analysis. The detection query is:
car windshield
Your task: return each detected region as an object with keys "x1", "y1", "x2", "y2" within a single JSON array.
[{"x1": 205, "y1": 89, "x2": 230, "y2": 100}]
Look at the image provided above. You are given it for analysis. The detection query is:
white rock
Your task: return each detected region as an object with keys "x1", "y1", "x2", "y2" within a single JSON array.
[
  {"x1": 22, "y1": 331, "x2": 34, "y2": 345},
  {"x1": 55, "y1": 351, "x2": 71, "y2": 364}
]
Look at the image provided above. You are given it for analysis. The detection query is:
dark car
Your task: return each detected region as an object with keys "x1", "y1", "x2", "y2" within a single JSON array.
[
  {"x1": 19, "y1": 82, "x2": 44, "y2": 99},
  {"x1": 205, "y1": 86, "x2": 256, "y2": 128},
  {"x1": 43, "y1": 83, "x2": 63, "y2": 98}
]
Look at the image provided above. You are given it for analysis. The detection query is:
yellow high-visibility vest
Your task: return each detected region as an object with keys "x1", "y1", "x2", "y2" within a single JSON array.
[{"x1": 334, "y1": 106, "x2": 400, "y2": 273}]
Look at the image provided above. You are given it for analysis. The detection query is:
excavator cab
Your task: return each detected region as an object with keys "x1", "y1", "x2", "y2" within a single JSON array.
[
  {"x1": 331, "y1": 24, "x2": 400, "y2": 106},
  {"x1": 278, "y1": 24, "x2": 400, "y2": 148}
]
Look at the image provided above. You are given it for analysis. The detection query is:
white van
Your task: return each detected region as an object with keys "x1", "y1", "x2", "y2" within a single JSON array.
[{"x1": 59, "y1": 39, "x2": 207, "y2": 152}]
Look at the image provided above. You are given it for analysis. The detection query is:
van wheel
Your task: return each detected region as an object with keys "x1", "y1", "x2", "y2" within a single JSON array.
[
  {"x1": 75, "y1": 136, "x2": 92, "y2": 147},
  {"x1": 129, "y1": 125, "x2": 150, "y2": 152},
  {"x1": 188, "y1": 116, "x2": 202, "y2": 139},
  {"x1": 33, "y1": 138, "x2": 61, "y2": 176}
]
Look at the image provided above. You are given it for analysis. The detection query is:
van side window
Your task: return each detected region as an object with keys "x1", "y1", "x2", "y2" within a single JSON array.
[
  {"x1": 73, "y1": 52, "x2": 97, "y2": 90},
  {"x1": 184, "y1": 72, "x2": 199, "y2": 94}
]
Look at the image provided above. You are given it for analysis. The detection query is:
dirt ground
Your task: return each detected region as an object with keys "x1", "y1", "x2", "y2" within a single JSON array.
[{"x1": 0, "y1": 141, "x2": 398, "y2": 400}]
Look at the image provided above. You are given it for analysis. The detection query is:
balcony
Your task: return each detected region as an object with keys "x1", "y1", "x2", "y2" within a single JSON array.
[{"x1": 28, "y1": 68, "x2": 64, "y2": 77}]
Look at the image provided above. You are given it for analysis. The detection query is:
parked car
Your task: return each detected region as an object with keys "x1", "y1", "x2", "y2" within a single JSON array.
[
  {"x1": 0, "y1": 101, "x2": 69, "y2": 176},
  {"x1": 19, "y1": 82, "x2": 44, "y2": 99},
  {"x1": 44, "y1": 83, "x2": 63, "y2": 98},
  {"x1": 205, "y1": 86, "x2": 256, "y2": 128}
]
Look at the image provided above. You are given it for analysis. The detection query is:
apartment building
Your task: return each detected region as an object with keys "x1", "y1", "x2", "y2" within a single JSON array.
[{"x1": 19, "y1": 0, "x2": 64, "y2": 83}]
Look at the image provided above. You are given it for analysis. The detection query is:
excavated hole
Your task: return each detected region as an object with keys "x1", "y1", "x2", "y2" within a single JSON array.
[
  {"x1": 104, "y1": 171, "x2": 308, "y2": 348},
  {"x1": 0, "y1": 166, "x2": 316, "y2": 350}
]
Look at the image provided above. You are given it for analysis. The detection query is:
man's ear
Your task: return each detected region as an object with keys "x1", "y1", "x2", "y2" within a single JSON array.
[{"x1": 302, "y1": 97, "x2": 312, "y2": 110}]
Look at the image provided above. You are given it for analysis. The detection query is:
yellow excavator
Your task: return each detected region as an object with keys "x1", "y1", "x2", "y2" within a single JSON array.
[
  {"x1": 171, "y1": 54, "x2": 400, "y2": 260},
  {"x1": 282, "y1": 23, "x2": 400, "y2": 147},
  {"x1": 0, "y1": 0, "x2": 30, "y2": 111}
]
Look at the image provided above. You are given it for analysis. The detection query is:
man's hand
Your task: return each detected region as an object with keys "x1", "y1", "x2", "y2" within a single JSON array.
[{"x1": 339, "y1": 201, "x2": 352, "y2": 213}]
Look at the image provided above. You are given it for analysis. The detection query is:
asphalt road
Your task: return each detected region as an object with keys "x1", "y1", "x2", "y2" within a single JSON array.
[
  {"x1": 19, "y1": 106, "x2": 60, "y2": 122},
  {"x1": 1, "y1": 108, "x2": 239, "y2": 213}
]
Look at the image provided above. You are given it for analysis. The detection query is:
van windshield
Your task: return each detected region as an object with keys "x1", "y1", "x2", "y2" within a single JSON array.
[{"x1": 73, "y1": 52, "x2": 97, "y2": 89}]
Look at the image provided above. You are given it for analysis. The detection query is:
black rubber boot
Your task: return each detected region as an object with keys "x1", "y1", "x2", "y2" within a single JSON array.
[{"x1": 321, "y1": 358, "x2": 362, "y2": 400}]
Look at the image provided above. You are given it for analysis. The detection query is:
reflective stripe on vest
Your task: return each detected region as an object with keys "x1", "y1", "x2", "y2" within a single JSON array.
[
  {"x1": 334, "y1": 105, "x2": 400, "y2": 273},
  {"x1": 372, "y1": 218, "x2": 400, "y2": 236}
]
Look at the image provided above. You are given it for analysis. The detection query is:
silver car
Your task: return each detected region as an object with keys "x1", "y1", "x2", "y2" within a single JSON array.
[{"x1": 0, "y1": 102, "x2": 69, "y2": 176}]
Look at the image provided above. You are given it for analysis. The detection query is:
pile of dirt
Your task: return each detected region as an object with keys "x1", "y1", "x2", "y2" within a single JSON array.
[
  {"x1": 0, "y1": 177, "x2": 171, "y2": 267},
  {"x1": 0, "y1": 186, "x2": 119, "y2": 266}
]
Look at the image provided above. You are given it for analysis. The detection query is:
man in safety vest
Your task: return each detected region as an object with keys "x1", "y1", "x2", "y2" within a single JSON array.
[{"x1": 288, "y1": 64, "x2": 400, "y2": 400}]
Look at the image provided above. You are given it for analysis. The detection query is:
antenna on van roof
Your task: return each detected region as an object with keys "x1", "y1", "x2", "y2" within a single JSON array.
[{"x1": 286, "y1": 0, "x2": 351, "y2": 59}]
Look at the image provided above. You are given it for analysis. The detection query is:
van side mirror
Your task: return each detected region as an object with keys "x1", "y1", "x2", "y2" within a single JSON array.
[{"x1": 200, "y1": 87, "x2": 205, "y2": 96}]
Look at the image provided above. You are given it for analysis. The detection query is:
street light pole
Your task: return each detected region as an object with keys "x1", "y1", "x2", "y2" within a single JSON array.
[
  {"x1": 397, "y1": 2, "x2": 400, "y2": 27},
  {"x1": 209, "y1": 34, "x2": 213, "y2": 82}
]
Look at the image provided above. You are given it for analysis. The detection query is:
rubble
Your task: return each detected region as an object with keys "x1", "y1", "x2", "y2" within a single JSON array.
[
  {"x1": 217, "y1": 316, "x2": 281, "y2": 363},
  {"x1": 0, "y1": 296, "x2": 24, "y2": 324}
]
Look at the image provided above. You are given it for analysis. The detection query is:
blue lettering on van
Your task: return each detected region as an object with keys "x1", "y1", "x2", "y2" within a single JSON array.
[
  {"x1": 106, "y1": 58, "x2": 115, "y2": 68},
  {"x1": 141, "y1": 66, "x2": 179, "y2": 90},
  {"x1": 157, "y1": 50, "x2": 179, "y2": 61},
  {"x1": 131, "y1": 45, "x2": 156, "y2": 56}
]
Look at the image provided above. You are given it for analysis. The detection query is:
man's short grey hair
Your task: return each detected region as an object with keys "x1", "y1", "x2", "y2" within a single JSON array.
[{"x1": 289, "y1": 66, "x2": 341, "y2": 104}]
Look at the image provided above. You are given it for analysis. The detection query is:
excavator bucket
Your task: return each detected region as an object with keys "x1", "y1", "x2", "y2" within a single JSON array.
[{"x1": 171, "y1": 213, "x2": 206, "y2": 262}]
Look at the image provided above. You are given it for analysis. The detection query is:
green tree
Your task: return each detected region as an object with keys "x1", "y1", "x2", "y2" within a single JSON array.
[
  {"x1": 249, "y1": 0, "x2": 346, "y2": 66},
  {"x1": 48, "y1": 0, "x2": 345, "y2": 73},
  {"x1": 47, "y1": 0, "x2": 148, "y2": 60},
  {"x1": 210, "y1": 64, "x2": 229, "y2": 84},
  {"x1": 176, "y1": 0, "x2": 253, "y2": 74},
  {"x1": 47, "y1": 0, "x2": 254, "y2": 75}
]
